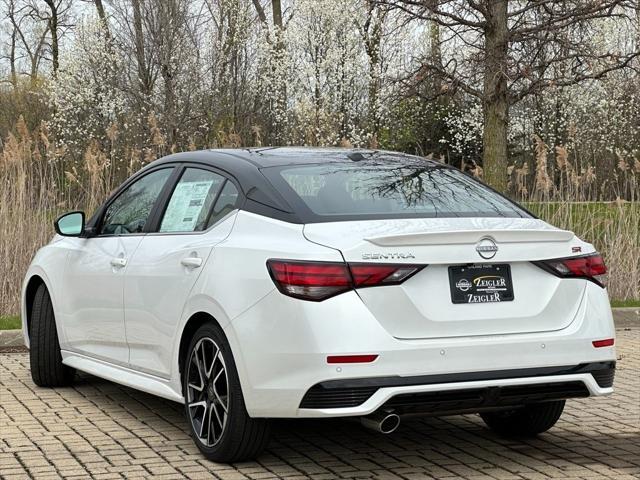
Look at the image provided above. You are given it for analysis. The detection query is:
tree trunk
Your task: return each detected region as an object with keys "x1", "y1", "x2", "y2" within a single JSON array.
[
  {"x1": 271, "y1": 0, "x2": 286, "y2": 144},
  {"x1": 94, "y1": 0, "x2": 112, "y2": 41},
  {"x1": 132, "y1": 0, "x2": 152, "y2": 96},
  {"x1": 6, "y1": 0, "x2": 17, "y2": 87},
  {"x1": 252, "y1": 0, "x2": 267, "y2": 23},
  {"x1": 427, "y1": 0, "x2": 441, "y2": 94},
  {"x1": 424, "y1": 0, "x2": 448, "y2": 159},
  {"x1": 159, "y1": 0, "x2": 178, "y2": 145},
  {"x1": 338, "y1": 44, "x2": 348, "y2": 140},
  {"x1": 636, "y1": 3, "x2": 640, "y2": 69},
  {"x1": 272, "y1": 0, "x2": 283, "y2": 28},
  {"x1": 252, "y1": 0, "x2": 287, "y2": 144},
  {"x1": 367, "y1": 44, "x2": 380, "y2": 140},
  {"x1": 482, "y1": 0, "x2": 509, "y2": 192},
  {"x1": 44, "y1": 0, "x2": 59, "y2": 77},
  {"x1": 9, "y1": 28, "x2": 17, "y2": 87},
  {"x1": 363, "y1": 1, "x2": 384, "y2": 143}
]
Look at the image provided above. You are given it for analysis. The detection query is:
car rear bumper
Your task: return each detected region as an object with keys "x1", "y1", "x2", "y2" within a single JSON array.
[
  {"x1": 297, "y1": 374, "x2": 610, "y2": 418},
  {"x1": 298, "y1": 361, "x2": 614, "y2": 415},
  {"x1": 226, "y1": 283, "x2": 616, "y2": 418}
]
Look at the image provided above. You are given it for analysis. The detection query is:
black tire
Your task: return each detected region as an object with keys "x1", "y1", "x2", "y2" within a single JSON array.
[
  {"x1": 183, "y1": 322, "x2": 271, "y2": 462},
  {"x1": 480, "y1": 400, "x2": 565, "y2": 437},
  {"x1": 29, "y1": 284, "x2": 75, "y2": 387}
]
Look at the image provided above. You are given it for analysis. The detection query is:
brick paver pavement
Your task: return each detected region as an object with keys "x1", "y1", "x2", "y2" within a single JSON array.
[{"x1": 1, "y1": 329, "x2": 638, "y2": 480}]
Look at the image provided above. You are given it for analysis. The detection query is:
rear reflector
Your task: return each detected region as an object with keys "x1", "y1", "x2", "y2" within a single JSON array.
[
  {"x1": 267, "y1": 259, "x2": 425, "y2": 301},
  {"x1": 534, "y1": 253, "x2": 607, "y2": 287},
  {"x1": 592, "y1": 338, "x2": 615, "y2": 348},
  {"x1": 327, "y1": 355, "x2": 378, "y2": 364}
]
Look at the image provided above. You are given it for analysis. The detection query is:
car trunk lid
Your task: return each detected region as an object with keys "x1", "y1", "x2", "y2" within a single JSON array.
[{"x1": 304, "y1": 218, "x2": 589, "y2": 339}]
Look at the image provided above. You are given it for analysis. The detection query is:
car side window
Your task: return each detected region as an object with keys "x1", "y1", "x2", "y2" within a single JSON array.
[
  {"x1": 206, "y1": 181, "x2": 239, "y2": 229},
  {"x1": 100, "y1": 168, "x2": 173, "y2": 235},
  {"x1": 159, "y1": 168, "x2": 226, "y2": 233}
]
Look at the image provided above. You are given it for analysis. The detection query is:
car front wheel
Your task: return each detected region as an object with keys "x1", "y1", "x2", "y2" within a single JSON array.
[
  {"x1": 480, "y1": 400, "x2": 566, "y2": 437},
  {"x1": 183, "y1": 322, "x2": 271, "y2": 462},
  {"x1": 29, "y1": 283, "x2": 75, "y2": 387}
]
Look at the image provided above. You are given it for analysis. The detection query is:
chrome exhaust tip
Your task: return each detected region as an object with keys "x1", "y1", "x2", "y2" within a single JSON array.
[{"x1": 360, "y1": 411, "x2": 400, "y2": 434}]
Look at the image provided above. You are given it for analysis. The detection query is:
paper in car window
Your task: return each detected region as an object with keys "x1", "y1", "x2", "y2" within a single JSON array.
[{"x1": 160, "y1": 180, "x2": 214, "y2": 232}]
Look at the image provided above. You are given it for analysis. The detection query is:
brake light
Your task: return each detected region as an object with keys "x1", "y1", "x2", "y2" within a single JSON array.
[
  {"x1": 267, "y1": 260, "x2": 351, "y2": 301},
  {"x1": 267, "y1": 259, "x2": 424, "y2": 301},
  {"x1": 534, "y1": 253, "x2": 607, "y2": 287}
]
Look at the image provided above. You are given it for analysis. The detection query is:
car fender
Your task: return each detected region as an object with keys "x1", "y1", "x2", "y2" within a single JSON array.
[
  {"x1": 170, "y1": 292, "x2": 234, "y2": 393},
  {"x1": 21, "y1": 254, "x2": 65, "y2": 349}
]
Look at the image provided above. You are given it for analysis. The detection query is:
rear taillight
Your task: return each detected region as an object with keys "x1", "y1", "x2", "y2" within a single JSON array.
[
  {"x1": 349, "y1": 263, "x2": 423, "y2": 287},
  {"x1": 534, "y1": 253, "x2": 607, "y2": 287},
  {"x1": 267, "y1": 260, "x2": 351, "y2": 301},
  {"x1": 267, "y1": 259, "x2": 424, "y2": 301}
]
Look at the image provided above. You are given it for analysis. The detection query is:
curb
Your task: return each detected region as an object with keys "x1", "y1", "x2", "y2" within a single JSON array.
[
  {"x1": 1, "y1": 308, "x2": 638, "y2": 349},
  {"x1": 612, "y1": 307, "x2": 640, "y2": 329},
  {"x1": 0, "y1": 329, "x2": 24, "y2": 348}
]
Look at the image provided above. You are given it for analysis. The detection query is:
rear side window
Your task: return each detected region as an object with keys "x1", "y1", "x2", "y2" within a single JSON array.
[
  {"x1": 160, "y1": 168, "x2": 225, "y2": 232},
  {"x1": 264, "y1": 161, "x2": 528, "y2": 220},
  {"x1": 206, "y1": 181, "x2": 239, "y2": 229}
]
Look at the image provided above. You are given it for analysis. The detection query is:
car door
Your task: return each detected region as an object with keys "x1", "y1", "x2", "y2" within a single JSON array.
[
  {"x1": 60, "y1": 167, "x2": 175, "y2": 365},
  {"x1": 124, "y1": 166, "x2": 240, "y2": 378}
]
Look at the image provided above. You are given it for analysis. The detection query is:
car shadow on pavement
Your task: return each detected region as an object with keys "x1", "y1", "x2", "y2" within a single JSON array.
[{"x1": 72, "y1": 372, "x2": 640, "y2": 477}]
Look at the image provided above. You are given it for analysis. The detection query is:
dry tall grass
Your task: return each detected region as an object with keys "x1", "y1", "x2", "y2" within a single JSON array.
[
  {"x1": 1, "y1": 122, "x2": 638, "y2": 315},
  {"x1": 1, "y1": 119, "x2": 68, "y2": 316},
  {"x1": 0, "y1": 117, "x2": 162, "y2": 315},
  {"x1": 513, "y1": 137, "x2": 639, "y2": 302}
]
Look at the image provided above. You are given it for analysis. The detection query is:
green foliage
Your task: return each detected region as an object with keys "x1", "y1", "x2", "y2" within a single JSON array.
[
  {"x1": 610, "y1": 299, "x2": 640, "y2": 308},
  {"x1": 379, "y1": 96, "x2": 459, "y2": 163},
  {"x1": 0, "y1": 316, "x2": 21, "y2": 330},
  {"x1": 525, "y1": 201, "x2": 639, "y2": 247}
]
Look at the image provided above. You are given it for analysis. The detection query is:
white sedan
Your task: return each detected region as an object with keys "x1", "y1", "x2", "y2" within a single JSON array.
[{"x1": 22, "y1": 148, "x2": 616, "y2": 462}]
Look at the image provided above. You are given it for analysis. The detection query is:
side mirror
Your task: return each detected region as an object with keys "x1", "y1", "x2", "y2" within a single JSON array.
[{"x1": 54, "y1": 211, "x2": 85, "y2": 237}]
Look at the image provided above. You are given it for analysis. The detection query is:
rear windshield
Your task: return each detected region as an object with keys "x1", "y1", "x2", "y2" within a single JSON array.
[{"x1": 262, "y1": 161, "x2": 529, "y2": 221}]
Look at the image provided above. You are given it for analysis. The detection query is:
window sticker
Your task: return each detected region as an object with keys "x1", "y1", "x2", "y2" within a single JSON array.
[{"x1": 160, "y1": 180, "x2": 214, "y2": 232}]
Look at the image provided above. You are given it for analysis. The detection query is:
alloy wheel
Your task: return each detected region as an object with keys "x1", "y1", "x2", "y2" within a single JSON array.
[{"x1": 186, "y1": 337, "x2": 229, "y2": 447}]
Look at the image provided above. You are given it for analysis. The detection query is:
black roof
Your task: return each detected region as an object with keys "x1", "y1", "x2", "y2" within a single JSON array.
[
  {"x1": 132, "y1": 147, "x2": 447, "y2": 225},
  {"x1": 86, "y1": 147, "x2": 531, "y2": 229},
  {"x1": 150, "y1": 146, "x2": 438, "y2": 169}
]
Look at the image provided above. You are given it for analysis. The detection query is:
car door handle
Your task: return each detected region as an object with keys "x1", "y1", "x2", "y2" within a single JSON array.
[
  {"x1": 181, "y1": 257, "x2": 203, "y2": 268},
  {"x1": 110, "y1": 257, "x2": 127, "y2": 268}
]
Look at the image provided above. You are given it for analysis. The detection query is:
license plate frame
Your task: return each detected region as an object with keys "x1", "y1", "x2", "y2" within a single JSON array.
[{"x1": 448, "y1": 264, "x2": 514, "y2": 304}]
